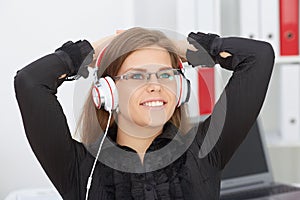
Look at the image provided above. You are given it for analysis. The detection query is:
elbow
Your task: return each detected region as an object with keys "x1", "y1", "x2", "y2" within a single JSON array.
[
  {"x1": 14, "y1": 69, "x2": 34, "y2": 97},
  {"x1": 260, "y1": 41, "x2": 275, "y2": 65},
  {"x1": 14, "y1": 70, "x2": 24, "y2": 93},
  {"x1": 251, "y1": 41, "x2": 275, "y2": 74}
]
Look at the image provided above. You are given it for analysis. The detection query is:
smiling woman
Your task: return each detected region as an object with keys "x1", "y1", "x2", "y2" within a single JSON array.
[
  {"x1": 14, "y1": 27, "x2": 275, "y2": 199},
  {"x1": 77, "y1": 28, "x2": 186, "y2": 147}
]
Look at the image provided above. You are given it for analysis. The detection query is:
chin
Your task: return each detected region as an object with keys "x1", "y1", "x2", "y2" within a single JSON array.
[
  {"x1": 144, "y1": 120, "x2": 166, "y2": 128},
  {"x1": 135, "y1": 112, "x2": 171, "y2": 128},
  {"x1": 129, "y1": 103, "x2": 175, "y2": 127}
]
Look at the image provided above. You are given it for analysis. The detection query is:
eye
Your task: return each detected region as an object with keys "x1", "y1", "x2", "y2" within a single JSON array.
[
  {"x1": 159, "y1": 73, "x2": 171, "y2": 79},
  {"x1": 128, "y1": 72, "x2": 145, "y2": 80},
  {"x1": 158, "y1": 70, "x2": 174, "y2": 80}
]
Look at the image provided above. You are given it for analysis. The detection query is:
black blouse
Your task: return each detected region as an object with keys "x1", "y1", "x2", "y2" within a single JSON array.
[{"x1": 14, "y1": 35, "x2": 274, "y2": 200}]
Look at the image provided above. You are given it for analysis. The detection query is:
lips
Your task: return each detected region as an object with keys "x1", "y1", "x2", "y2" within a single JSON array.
[{"x1": 140, "y1": 99, "x2": 167, "y2": 107}]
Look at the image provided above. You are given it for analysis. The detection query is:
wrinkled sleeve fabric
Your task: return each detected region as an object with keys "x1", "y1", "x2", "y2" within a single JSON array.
[
  {"x1": 14, "y1": 41, "x2": 93, "y2": 195},
  {"x1": 195, "y1": 37, "x2": 275, "y2": 169}
]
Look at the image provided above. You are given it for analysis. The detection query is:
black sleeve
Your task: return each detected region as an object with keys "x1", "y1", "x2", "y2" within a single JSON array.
[
  {"x1": 193, "y1": 37, "x2": 275, "y2": 169},
  {"x1": 14, "y1": 41, "x2": 94, "y2": 194}
]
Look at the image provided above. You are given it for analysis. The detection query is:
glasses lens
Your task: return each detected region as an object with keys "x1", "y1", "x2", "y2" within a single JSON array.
[
  {"x1": 127, "y1": 72, "x2": 147, "y2": 80},
  {"x1": 157, "y1": 69, "x2": 177, "y2": 82}
]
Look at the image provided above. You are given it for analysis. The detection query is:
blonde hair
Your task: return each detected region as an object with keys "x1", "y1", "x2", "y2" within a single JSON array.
[{"x1": 76, "y1": 27, "x2": 185, "y2": 144}]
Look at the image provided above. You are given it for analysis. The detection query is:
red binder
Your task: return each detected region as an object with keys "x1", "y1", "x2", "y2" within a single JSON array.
[
  {"x1": 279, "y1": 0, "x2": 299, "y2": 55},
  {"x1": 198, "y1": 67, "x2": 215, "y2": 116}
]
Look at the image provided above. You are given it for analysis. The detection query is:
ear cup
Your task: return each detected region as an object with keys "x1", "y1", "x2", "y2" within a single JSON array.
[
  {"x1": 175, "y1": 74, "x2": 191, "y2": 107},
  {"x1": 92, "y1": 45, "x2": 119, "y2": 111},
  {"x1": 175, "y1": 58, "x2": 191, "y2": 107},
  {"x1": 92, "y1": 76, "x2": 119, "y2": 111}
]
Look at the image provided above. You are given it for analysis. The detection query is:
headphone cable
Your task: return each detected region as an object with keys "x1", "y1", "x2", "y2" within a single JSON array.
[{"x1": 85, "y1": 110, "x2": 112, "y2": 200}]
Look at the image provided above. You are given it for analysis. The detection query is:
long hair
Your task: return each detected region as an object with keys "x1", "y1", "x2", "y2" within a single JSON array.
[{"x1": 76, "y1": 27, "x2": 186, "y2": 144}]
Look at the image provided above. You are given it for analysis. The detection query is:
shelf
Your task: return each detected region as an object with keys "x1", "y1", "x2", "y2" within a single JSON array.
[
  {"x1": 275, "y1": 56, "x2": 300, "y2": 64},
  {"x1": 267, "y1": 140, "x2": 300, "y2": 148},
  {"x1": 265, "y1": 131, "x2": 300, "y2": 147}
]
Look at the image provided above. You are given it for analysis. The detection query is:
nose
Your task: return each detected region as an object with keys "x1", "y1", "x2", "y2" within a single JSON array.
[
  {"x1": 146, "y1": 82, "x2": 161, "y2": 92},
  {"x1": 146, "y1": 74, "x2": 161, "y2": 92}
]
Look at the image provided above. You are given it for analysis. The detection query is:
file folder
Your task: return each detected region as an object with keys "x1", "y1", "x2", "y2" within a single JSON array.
[
  {"x1": 198, "y1": 67, "x2": 215, "y2": 116},
  {"x1": 261, "y1": 0, "x2": 280, "y2": 56},
  {"x1": 279, "y1": 64, "x2": 300, "y2": 141},
  {"x1": 182, "y1": 66, "x2": 215, "y2": 121},
  {"x1": 239, "y1": 0, "x2": 260, "y2": 39},
  {"x1": 279, "y1": 0, "x2": 299, "y2": 55}
]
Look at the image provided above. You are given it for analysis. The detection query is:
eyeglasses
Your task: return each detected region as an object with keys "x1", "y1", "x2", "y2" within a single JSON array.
[{"x1": 114, "y1": 69, "x2": 181, "y2": 84}]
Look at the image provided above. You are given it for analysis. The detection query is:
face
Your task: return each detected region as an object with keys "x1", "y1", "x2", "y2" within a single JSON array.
[{"x1": 115, "y1": 46, "x2": 177, "y2": 134}]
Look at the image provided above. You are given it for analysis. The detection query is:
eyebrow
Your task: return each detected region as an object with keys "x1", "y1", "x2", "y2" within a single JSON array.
[{"x1": 124, "y1": 66, "x2": 173, "y2": 73}]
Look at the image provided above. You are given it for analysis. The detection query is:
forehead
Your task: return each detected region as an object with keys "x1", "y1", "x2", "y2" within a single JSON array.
[{"x1": 118, "y1": 46, "x2": 173, "y2": 74}]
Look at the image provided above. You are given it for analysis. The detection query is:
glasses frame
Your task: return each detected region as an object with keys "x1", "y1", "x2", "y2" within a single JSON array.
[{"x1": 113, "y1": 68, "x2": 182, "y2": 83}]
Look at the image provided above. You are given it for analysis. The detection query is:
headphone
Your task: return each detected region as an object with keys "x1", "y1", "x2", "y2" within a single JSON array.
[{"x1": 91, "y1": 46, "x2": 191, "y2": 111}]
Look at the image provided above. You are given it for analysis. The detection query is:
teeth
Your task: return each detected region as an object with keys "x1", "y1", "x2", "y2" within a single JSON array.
[{"x1": 143, "y1": 101, "x2": 164, "y2": 107}]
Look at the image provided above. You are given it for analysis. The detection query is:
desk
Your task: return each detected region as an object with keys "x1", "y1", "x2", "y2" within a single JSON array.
[
  {"x1": 4, "y1": 188, "x2": 62, "y2": 200},
  {"x1": 267, "y1": 144, "x2": 300, "y2": 184}
]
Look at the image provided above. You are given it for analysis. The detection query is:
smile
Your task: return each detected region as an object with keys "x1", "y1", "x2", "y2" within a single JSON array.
[{"x1": 140, "y1": 100, "x2": 166, "y2": 107}]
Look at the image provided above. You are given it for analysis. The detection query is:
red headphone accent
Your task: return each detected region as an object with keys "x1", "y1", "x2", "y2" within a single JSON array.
[
  {"x1": 96, "y1": 47, "x2": 108, "y2": 67},
  {"x1": 92, "y1": 86, "x2": 101, "y2": 109}
]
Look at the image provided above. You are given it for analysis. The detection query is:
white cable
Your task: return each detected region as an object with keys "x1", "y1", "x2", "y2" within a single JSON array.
[{"x1": 85, "y1": 110, "x2": 112, "y2": 200}]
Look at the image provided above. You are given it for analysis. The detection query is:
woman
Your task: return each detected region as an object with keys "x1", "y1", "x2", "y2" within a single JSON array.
[{"x1": 14, "y1": 27, "x2": 274, "y2": 199}]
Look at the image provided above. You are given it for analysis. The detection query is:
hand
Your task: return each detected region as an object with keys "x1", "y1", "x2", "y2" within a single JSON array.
[
  {"x1": 186, "y1": 31, "x2": 231, "y2": 67},
  {"x1": 58, "y1": 30, "x2": 125, "y2": 79}
]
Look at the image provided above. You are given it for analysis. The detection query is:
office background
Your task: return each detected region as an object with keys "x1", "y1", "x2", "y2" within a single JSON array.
[{"x1": 1, "y1": 0, "x2": 300, "y2": 199}]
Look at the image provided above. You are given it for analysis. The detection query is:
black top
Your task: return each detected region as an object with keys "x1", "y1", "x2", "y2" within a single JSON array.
[{"x1": 14, "y1": 35, "x2": 274, "y2": 200}]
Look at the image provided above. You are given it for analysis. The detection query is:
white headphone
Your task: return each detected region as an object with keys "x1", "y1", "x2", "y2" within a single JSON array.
[
  {"x1": 91, "y1": 47, "x2": 119, "y2": 111},
  {"x1": 91, "y1": 47, "x2": 190, "y2": 111}
]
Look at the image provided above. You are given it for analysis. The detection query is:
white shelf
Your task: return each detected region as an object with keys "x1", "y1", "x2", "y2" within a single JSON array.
[
  {"x1": 268, "y1": 141, "x2": 300, "y2": 148},
  {"x1": 266, "y1": 136, "x2": 300, "y2": 148},
  {"x1": 275, "y1": 56, "x2": 300, "y2": 64}
]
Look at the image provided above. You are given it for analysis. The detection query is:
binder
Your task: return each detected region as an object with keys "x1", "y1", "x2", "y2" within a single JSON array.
[
  {"x1": 198, "y1": 67, "x2": 215, "y2": 116},
  {"x1": 240, "y1": 0, "x2": 280, "y2": 56},
  {"x1": 182, "y1": 66, "x2": 215, "y2": 122},
  {"x1": 260, "y1": 0, "x2": 280, "y2": 57},
  {"x1": 239, "y1": 0, "x2": 260, "y2": 39},
  {"x1": 279, "y1": 0, "x2": 299, "y2": 55},
  {"x1": 279, "y1": 64, "x2": 300, "y2": 141}
]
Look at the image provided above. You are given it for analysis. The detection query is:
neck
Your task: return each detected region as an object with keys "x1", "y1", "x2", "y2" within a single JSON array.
[{"x1": 116, "y1": 115, "x2": 163, "y2": 156}]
